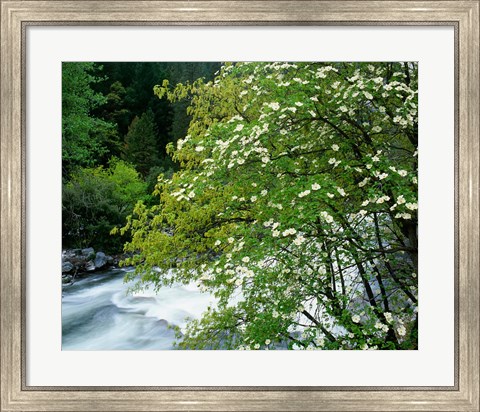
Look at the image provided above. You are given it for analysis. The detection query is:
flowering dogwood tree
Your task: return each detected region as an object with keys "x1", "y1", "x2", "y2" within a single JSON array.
[{"x1": 118, "y1": 62, "x2": 418, "y2": 350}]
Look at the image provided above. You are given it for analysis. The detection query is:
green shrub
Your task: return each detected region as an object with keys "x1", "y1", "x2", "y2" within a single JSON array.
[{"x1": 62, "y1": 158, "x2": 148, "y2": 252}]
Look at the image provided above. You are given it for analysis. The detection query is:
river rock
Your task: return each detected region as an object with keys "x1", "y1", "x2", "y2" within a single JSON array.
[
  {"x1": 62, "y1": 261, "x2": 74, "y2": 273},
  {"x1": 81, "y1": 247, "x2": 95, "y2": 258},
  {"x1": 94, "y1": 252, "x2": 107, "y2": 269},
  {"x1": 62, "y1": 248, "x2": 125, "y2": 279},
  {"x1": 85, "y1": 260, "x2": 96, "y2": 271}
]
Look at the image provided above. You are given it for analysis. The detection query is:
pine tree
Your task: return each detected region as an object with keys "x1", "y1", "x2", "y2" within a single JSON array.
[{"x1": 123, "y1": 110, "x2": 159, "y2": 177}]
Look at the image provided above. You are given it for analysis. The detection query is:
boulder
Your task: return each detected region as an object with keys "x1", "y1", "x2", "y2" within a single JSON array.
[
  {"x1": 94, "y1": 252, "x2": 107, "y2": 269},
  {"x1": 62, "y1": 248, "x2": 123, "y2": 281},
  {"x1": 85, "y1": 260, "x2": 96, "y2": 271},
  {"x1": 81, "y1": 247, "x2": 95, "y2": 258},
  {"x1": 62, "y1": 261, "x2": 74, "y2": 273}
]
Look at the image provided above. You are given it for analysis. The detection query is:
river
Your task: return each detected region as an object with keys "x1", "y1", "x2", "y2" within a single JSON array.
[{"x1": 61, "y1": 269, "x2": 215, "y2": 350}]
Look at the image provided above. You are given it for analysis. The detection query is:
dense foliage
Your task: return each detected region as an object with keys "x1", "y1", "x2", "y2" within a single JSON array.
[
  {"x1": 119, "y1": 62, "x2": 418, "y2": 350},
  {"x1": 62, "y1": 158, "x2": 148, "y2": 251},
  {"x1": 62, "y1": 62, "x2": 220, "y2": 253},
  {"x1": 62, "y1": 62, "x2": 116, "y2": 177}
]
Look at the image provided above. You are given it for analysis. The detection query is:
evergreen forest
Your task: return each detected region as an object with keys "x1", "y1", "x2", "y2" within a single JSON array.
[{"x1": 62, "y1": 62, "x2": 221, "y2": 252}]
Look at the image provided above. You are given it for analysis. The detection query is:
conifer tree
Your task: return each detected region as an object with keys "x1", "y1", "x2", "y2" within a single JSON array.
[{"x1": 124, "y1": 110, "x2": 160, "y2": 177}]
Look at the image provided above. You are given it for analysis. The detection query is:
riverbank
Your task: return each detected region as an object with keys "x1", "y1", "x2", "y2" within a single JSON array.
[{"x1": 61, "y1": 247, "x2": 129, "y2": 285}]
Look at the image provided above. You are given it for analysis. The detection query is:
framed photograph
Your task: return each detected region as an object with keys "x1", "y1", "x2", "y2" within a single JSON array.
[{"x1": 1, "y1": 1, "x2": 478, "y2": 411}]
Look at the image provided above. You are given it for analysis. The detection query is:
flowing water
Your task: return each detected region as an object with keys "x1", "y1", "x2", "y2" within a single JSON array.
[{"x1": 62, "y1": 269, "x2": 215, "y2": 350}]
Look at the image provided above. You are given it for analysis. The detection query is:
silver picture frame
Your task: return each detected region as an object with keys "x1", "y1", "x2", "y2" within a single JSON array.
[{"x1": 1, "y1": 1, "x2": 478, "y2": 410}]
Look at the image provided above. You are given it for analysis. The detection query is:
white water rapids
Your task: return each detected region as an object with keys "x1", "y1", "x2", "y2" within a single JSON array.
[{"x1": 61, "y1": 269, "x2": 216, "y2": 350}]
